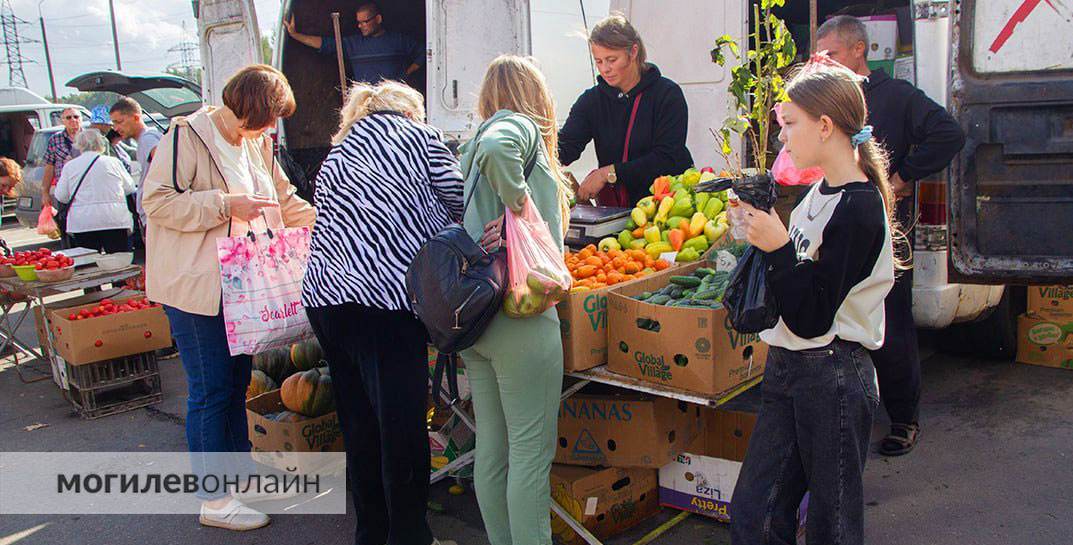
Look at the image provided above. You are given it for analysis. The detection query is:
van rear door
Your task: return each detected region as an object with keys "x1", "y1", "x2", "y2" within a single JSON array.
[
  {"x1": 195, "y1": 0, "x2": 262, "y2": 106},
  {"x1": 609, "y1": 0, "x2": 745, "y2": 170},
  {"x1": 427, "y1": 0, "x2": 531, "y2": 137},
  {"x1": 949, "y1": 0, "x2": 1073, "y2": 283}
]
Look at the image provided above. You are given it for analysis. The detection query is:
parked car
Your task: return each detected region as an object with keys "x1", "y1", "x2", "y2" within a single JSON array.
[{"x1": 15, "y1": 72, "x2": 201, "y2": 230}]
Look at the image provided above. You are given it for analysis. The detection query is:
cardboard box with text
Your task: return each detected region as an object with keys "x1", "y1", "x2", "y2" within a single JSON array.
[
  {"x1": 550, "y1": 465, "x2": 659, "y2": 544},
  {"x1": 1016, "y1": 313, "x2": 1073, "y2": 370},
  {"x1": 1028, "y1": 285, "x2": 1073, "y2": 321},
  {"x1": 247, "y1": 390, "x2": 344, "y2": 472},
  {"x1": 49, "y1": 295, "x2": 172, "y2": 365}
]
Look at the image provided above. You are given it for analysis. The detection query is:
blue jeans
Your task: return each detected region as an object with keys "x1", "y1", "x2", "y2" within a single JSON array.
[
  {"x1": 164, "y1": 306, "x2": 253, "y2": 500},
  {"x1": 731, "y1": 340, "x2": 879, "y2": 545}
]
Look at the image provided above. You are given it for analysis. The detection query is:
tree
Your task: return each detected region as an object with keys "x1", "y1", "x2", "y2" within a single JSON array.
[
  {"x1": 166, "y1": 66, "x2": 202, "y2": 85},
  {"x1": 710, "y1": 0, "x2": 796, "y2": 175},
  {"x1": 261, "y1": 35, "x2": 273, "y2": 64}
]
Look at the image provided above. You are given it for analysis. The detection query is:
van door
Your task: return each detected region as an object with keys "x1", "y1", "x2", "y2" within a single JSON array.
[
  {"x1": 195, "y1": 0, "x2": 263, "y2": 106},
  {"x1": 949, "y1": 0, "x2": 1073, "y2": 283},
  {"x1": 609, "y1": 0, "x2": 745, "y2": 169},
  {"x1": 427, "y1": 0, "x2": 531, "y2": 137}
]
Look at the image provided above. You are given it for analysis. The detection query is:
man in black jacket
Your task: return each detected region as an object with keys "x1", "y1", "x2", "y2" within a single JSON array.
[{"x1": 817, "y1": 15, "x2": 966, "y2": 456}]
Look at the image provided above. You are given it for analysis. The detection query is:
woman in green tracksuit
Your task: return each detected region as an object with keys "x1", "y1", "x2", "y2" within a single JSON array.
[{"x1": 457, "y1": 55, "x2": 572, "y2": 545}]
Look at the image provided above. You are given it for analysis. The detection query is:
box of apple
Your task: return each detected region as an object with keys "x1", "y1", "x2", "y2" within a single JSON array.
[
  {"x1": 598, "y1": 168, "x2": 732, "y2": 263},
  {"x1": 49, "y1": 295, "x2": 172, "y2": 365}
]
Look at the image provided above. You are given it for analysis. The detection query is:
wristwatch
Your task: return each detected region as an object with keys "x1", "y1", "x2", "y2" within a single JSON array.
[{"x1": 607, "y1": 164, "x2": 618, "y2": 184}]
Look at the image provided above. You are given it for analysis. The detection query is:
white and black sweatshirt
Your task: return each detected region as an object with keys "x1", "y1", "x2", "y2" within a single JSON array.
[{"x1": 759, "y1": 180, "x2": 895, "y2": 351}]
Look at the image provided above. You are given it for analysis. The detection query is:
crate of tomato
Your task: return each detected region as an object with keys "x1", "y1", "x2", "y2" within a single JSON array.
[
  {"x1": 557, "y1": 245, "x2": 673, "y2": 373},
  {"x1": 49, "y1": 296, "x2": 172, "y2": 365}
]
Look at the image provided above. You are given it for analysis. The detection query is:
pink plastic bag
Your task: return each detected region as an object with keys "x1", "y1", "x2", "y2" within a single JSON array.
[
  {"x1": 772, "y1": 102, "x2": 824, "y2": 187},
  {"x1": 771, "y1": 148, "x2": 824, "y2": 186},
  {"x1": 502, "y1": 198, "x2": 572, "y2": 319},
  {"x1": 36, "y1": 206, "x2": 61, "y2": 239},
  {"x1": 216, "y1": 215, "x2": 314, "y2": 355}
]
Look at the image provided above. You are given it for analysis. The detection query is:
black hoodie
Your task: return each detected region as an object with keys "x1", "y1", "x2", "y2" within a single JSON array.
[{"x1": 558, "y1": 64, "x2": 694, "y2": 203}]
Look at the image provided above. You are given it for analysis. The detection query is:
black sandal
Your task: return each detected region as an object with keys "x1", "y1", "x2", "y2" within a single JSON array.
[{"x1": 879, "y1": 423, "x2": 920, "y2": 457}]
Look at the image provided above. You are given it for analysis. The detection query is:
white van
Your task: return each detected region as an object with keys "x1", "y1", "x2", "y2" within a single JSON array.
[
  {"x1": 196, "y1": 0, "x2": 1069, "y2": 359},
  {"x1": 0, "y1": 87, "x2": 89, "y2": 166}
]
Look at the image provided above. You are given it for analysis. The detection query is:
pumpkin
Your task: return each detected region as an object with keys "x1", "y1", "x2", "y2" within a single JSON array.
[
  {"x1": 253, "y1": 348, "x2": 296, "y2": 384},
  {"x1": 290, "y1": 339, "x2": 325, "y2": 371},
  {"x1": 246, "y1": 370, "x2": 278, "y2": 400},
  {"x1": 280, "y1": 367, "x2": 335, "y2": 417}
]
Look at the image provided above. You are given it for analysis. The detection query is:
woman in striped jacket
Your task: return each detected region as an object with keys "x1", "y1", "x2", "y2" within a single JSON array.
[{"x1": 301, "y1": 80, "x2": 463, "y2": 545}]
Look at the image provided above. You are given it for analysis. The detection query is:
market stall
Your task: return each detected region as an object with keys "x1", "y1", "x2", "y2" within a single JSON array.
[{"x1": 0, "y1": 248, "x2": 169, "y2": 418}]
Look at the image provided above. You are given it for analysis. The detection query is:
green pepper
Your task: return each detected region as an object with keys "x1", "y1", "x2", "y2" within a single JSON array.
[
  {"x1": 618, "y1": 229, "x2": 635, "y2": 250},
  {"x1": 703, "y1": 198, "x2": 725, "y2": 220},
  {"x1": 670, "y1": 196, "x2": 694, "y2": 218},
  {"x1": 684, "y1": 235, "x2": 710, "y2": 254},
  {"x1": 675, "y1": 248, "x2": 701, "y2": 262}
]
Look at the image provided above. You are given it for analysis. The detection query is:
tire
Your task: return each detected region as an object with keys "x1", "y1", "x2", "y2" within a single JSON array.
[{"x1": 937, "y1": 286, "x2": 1026, "y2": 360}]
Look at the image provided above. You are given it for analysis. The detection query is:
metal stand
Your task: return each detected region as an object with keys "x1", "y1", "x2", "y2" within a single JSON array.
[
  {"x1": 427, "y1": 356, "x2": 762, "y2": 545},
  {"x1": 0, "y1": 265, "x2": 142, "y2": 388}
]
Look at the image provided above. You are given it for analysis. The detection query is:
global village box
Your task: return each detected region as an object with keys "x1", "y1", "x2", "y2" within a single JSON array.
[
  {"x1": 1016, "y1": 313, "x2": 1073, "y2": 370},
  {"x1": 247, "y1": 390, "x2": 344, "y2": 473},
  {"x1": 555, "y1": 391, "x2": 701, "y2": 469},
  {"x1": 1028, "y1": 285, "x2": 1073, "y2": 320},
  {"x1": 606, "y1": 261, "x2": 767, "y2": 396}
]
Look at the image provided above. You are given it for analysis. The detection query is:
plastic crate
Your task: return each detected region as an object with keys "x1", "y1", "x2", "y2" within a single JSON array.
[{"x1": 65, "y1": 352, "x2": 162, "y2": 420}]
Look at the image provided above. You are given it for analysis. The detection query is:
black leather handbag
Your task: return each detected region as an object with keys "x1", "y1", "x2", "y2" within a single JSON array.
[
  {"x1": 55, "y1": 155, "x2": 101, "y2": 235},
  {"x1": 406, "y1": 124, "x2": 539, "y2": 404}
]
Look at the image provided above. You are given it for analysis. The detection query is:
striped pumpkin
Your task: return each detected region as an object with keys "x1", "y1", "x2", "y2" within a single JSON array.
[{"x1": 280, "y1": 367, "x2": 334, "y2": 417}]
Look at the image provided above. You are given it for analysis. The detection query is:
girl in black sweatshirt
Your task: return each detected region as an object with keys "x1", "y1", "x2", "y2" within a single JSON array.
[{"x1": 729, "y1": 63, "x2": 897, "y2": 545}]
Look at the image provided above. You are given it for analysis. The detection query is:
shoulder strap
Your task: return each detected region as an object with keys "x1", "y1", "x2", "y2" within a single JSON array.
[
  {"x1": 171, "y1": 124, "x2": 184, "y2": 194},
  {"x1": 622, "y1": 92, "x2": 644, "y2": 163},
  {"x1": 68, "y1": 155, "x2": 101, "y2": 206},
  {"x1": 460, "y1": 118, "x2": 542, "y2": 218}
]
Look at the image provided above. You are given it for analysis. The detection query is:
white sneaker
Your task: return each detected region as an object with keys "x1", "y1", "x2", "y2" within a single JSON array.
[{"x1": 198, "y1": 498, "x2": 271, "y2": 531}]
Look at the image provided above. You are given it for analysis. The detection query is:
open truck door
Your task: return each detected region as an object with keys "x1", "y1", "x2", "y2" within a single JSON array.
[
  {"x1": 427, "y1": 0, "x2": 531, "y2": 138},
  {"x1": 949, "y1": 0, "x2": 1073, "y2": 284},
  {"x1": 609, "y1": 0, "x2": 745, "y2": 170},
  {"x1": 194, "y1": 0, "x2": 262, "y2": 107}
]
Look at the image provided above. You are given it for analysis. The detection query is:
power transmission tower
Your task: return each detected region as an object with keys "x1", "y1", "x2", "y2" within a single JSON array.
[
  {"x1": 1, "y1": 0, "x2": 31, "y2": 88},
  {"x1": 167, "y1": 22, "x2": 200, "y2": 82}
]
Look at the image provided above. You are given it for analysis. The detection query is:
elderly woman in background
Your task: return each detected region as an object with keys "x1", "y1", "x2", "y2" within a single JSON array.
[
  {"x1": 301, "y1": 80, "x2": 463, "y2": 545},
  {"x1": 52, "y1": 129, "x2": 135, "y2": 253},
  {"x1": 142, "y1": 64, "x2": 315, "y2": 532}
]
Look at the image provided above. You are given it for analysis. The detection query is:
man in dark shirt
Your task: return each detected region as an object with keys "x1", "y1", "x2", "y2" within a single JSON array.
[
  {"x1": 817, "y1": 15, "x2": 966, "y2": 457},
  {"x1": 285, "y1": 2, "x2": 422, "y2": 84}
]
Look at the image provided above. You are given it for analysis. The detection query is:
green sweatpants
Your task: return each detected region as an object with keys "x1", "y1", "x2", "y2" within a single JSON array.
[{"x1": 461, "y1": 307, "x2": 564, "y2": 545}]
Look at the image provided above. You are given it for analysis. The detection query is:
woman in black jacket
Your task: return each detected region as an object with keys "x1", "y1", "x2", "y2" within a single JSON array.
[{"x1": 559, "y1": 13, "x2": 693, "y2": 206}]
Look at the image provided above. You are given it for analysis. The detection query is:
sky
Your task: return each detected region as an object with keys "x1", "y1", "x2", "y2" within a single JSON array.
[
  {"x1": 7, "y1": 0, "x2": 282, "y2": 99},
  {"x1": 8, "y1": 0, "x2": 608, "y2": 101}
]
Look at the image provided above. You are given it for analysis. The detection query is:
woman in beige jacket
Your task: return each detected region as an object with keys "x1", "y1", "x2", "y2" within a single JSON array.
[{"x1": 141, "y1": 65, "x2": 314, "y2": 531}]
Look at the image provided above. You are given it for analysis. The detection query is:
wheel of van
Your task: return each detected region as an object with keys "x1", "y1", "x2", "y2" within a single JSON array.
[{"x1": 937, "y1": 286, "x2": 1026, "y2": 361}]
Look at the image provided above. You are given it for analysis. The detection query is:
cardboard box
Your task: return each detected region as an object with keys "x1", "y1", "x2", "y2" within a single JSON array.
[
  {"x1": 247, "y1": 389, "x2": 344, "y2": 466},
  {"x1": 1028, "y1": 285, "x2": 1073, "y2": 320},
  {"x1": 607, "y1": 262, "x2": 767, "y2": 396},
  {"x1": 658, "y1": 452, "x2": 808, "y2": 537},
  {"x1": 556, "y1": 392, "x2": 702, "y2": 468},
  {"x1": 893, "y1": 55, "x2": 915, "y2": 85},
  {"x1": 1016, "y1": 313, "x2": 1073, "y2": 370},
  {"x1": 551, "y1": 465, "x2": 659, "y2": 544},
  {"x1": 31, "y1": 289, "x2": 141, "y2": 360},
  {"x1": 705, "y1": 405, "x2": 758, "y2": 462},
  {"x1": 558, "y1": 269, "x2": 677, "y2": 373},
  {"x1": 859, "y1": 15, "x2": 898, "y2": 61},
  {"x1": 48, "y1": 295, "x2": 172, "y2": 365}
]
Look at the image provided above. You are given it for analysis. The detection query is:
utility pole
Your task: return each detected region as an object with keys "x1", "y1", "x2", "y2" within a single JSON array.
[
  {"x1": 108, "y1": 0, "x2": 121, "y2": 70},
  {"x1": 37, "y1": 1, "x2": 55, "y2": 100}
]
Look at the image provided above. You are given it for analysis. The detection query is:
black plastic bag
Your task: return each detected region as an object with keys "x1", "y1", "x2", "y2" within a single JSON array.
[
  {"x1": 723, "y1": 246, "x2": 779, "y2": 333},
  {"x1": 733, "y1": 173, "x2": 778, "y2": 211}
]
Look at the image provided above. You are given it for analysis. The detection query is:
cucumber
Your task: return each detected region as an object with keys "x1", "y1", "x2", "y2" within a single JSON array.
[
  {"x1": 694, "y1": 289, "x2": 720, "y2": 301},
  {"x1": 683, "y1": 289, "x2": 695, "y2": 298},
  {"x1": 669, "y1": 276, "x2": 702, "y2": 288},
  {"x1": 694, "y1": 267, "x2": 717, "y2": 278},
  {"x1": 669, "y1": 287, "x2": 685, "y2": 299},
  {"x1": 637, "y1": 291, "x2": 653, "y2": 301},
  {"x1": 647, "y1": 294, "x2": 672, "y2": 305}
]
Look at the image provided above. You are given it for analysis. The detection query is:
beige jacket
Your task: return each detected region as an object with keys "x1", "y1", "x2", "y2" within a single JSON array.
[{"x1": 142, "y1": 107, "x2": 315, "y2": 316}]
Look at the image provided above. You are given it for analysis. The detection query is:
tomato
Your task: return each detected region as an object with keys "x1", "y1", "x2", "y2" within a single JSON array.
[{"x1": 68, "y1": 314, "x2": 76, "y2": 320}]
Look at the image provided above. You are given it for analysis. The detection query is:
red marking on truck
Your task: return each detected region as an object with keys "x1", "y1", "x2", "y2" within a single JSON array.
[{"x1": 990, "y1": 0, "x2": 1061, "y2": 54}]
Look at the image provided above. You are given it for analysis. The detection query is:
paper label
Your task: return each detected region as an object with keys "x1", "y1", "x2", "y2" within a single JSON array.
[
  {"x1": 584, "y1": 496, "x2": 598, "y2": 516},
  {"x1": 659, "y1": 252, "x2": 678, "y2": 264},
  {"x1": 714, "y1": 251, "x2": 738, "y2": 272}
]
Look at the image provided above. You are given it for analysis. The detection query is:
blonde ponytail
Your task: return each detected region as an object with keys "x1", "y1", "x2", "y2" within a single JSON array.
[{"x1": 332, "y1": 80, "x2": 425, "y2": 145}]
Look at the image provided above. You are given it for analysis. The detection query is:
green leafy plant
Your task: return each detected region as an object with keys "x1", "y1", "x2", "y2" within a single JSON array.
[{"x1": 710, "y1": 0, "x2": 797, "y2": 175}]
